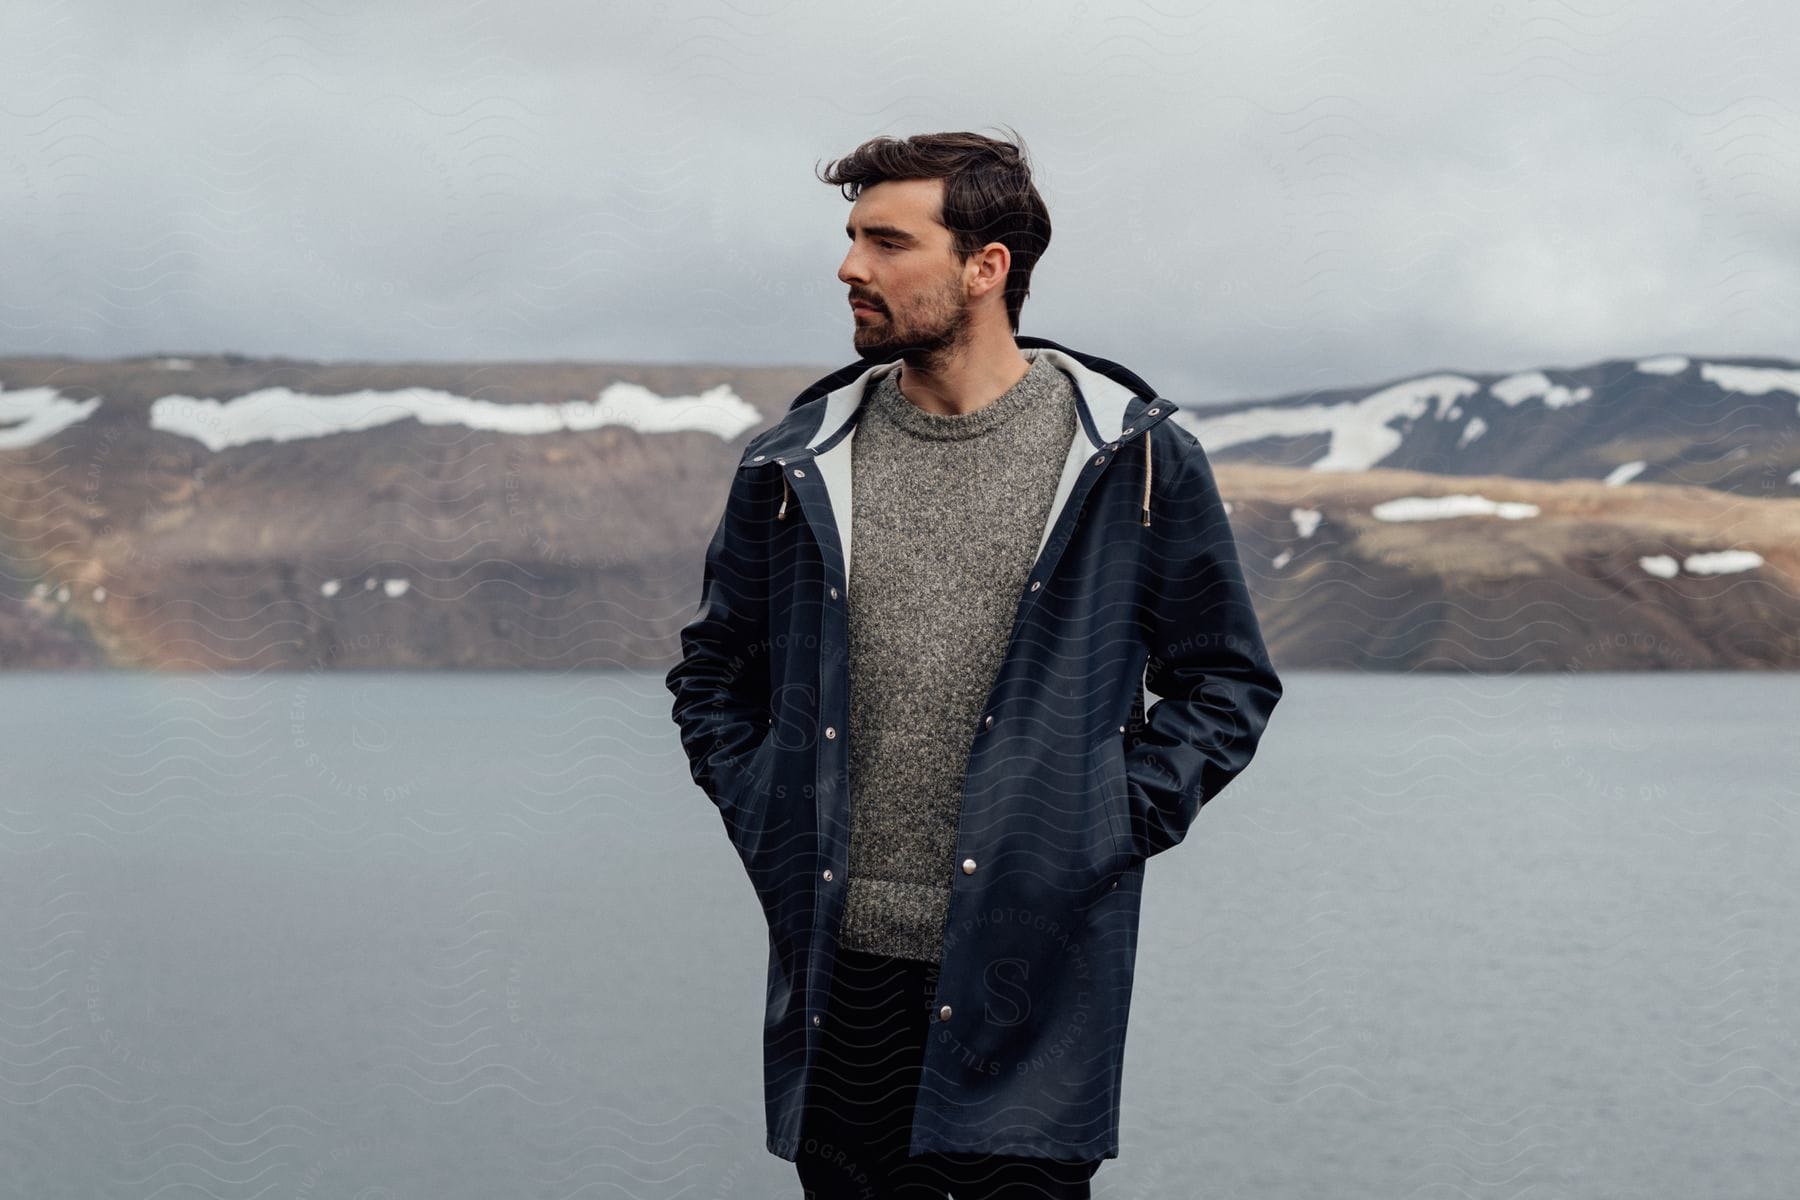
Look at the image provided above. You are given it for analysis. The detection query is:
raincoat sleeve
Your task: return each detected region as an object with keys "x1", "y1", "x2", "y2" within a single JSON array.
[
  {"x1": 1124, "y1": 432, "x2": 1282, "y2": 861},
  {"x1": 664, "y1": 457, "x2": 774, "y2": 811}
]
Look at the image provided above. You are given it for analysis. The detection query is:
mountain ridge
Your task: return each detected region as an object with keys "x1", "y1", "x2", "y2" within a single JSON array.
[{"x1": 1, "y1": 350, "x2": 1794, "y2": 671}]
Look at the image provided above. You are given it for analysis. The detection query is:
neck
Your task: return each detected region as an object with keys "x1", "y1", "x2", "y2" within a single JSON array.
[{"x1": 896, "y1": 326, "x2": 1032, "y2": 416}]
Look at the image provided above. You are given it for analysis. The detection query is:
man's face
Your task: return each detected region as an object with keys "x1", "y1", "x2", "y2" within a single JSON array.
[{"x1": 836, "y1": 178, "x2": 974, "y2": 361}]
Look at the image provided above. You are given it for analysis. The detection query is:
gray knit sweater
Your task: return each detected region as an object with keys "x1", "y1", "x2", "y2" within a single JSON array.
[{"x1": 838, "y1": 351, "x2": 1078, "y2": 962}]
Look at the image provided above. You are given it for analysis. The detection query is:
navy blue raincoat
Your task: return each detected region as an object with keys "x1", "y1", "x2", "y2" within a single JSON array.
[{"x1": 664, "y1": 336, "x2": 1282, "y2": 1162}]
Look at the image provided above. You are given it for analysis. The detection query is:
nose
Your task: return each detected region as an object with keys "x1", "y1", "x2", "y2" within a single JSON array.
[{"x1": 838, "y1": 244, "x2": 868, "y2": 285}]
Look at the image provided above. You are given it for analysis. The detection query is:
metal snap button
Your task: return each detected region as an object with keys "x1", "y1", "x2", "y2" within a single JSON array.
[
  {"x1": 793, "y1": 468, "x2": 805, "y2": 478},
  {"x1": 938, "y1": 1005, "x2": 952, "y2": 1022},
  {"x1": 961, "y1": 858, "x2": 977, "y2": 875},
  {"x1": 825, "y1": 726, "x2": 837, "y2": 739},
  {"x1": 1029, "y1": 580, "x2": 1041, "y2": 591},
  {"x1": 822, "y1": 869, "x2": 833, "y2": 881}
]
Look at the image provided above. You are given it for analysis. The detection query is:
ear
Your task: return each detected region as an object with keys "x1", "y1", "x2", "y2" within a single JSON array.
[{"x1": 969, "y1": 241, "x2": 1011, "y2": 299}]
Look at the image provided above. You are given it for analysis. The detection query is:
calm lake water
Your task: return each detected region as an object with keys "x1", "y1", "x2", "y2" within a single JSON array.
[{"x1": 3, "y1": 669, "x2": 1796, "y2": 1198}]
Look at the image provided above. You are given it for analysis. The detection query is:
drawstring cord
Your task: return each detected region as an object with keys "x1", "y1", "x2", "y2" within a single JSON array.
[
  {"x1": 778, "y1": 471, "x2": 790, "y2": 519},
  {"x1": 1140, "y1": 427, "x2": 1152, "y2": 527}
]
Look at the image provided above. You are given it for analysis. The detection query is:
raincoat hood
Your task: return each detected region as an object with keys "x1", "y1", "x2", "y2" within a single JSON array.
[{"x1": 755, "y1": 336, "x2": 1171, "y2": 553}]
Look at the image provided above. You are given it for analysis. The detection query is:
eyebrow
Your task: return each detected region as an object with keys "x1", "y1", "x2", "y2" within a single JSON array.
[{"x1": 845, "y1": 222, "x2": 920, "y2": 245}]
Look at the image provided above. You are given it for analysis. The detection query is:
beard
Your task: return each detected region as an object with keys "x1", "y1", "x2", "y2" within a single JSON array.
[{"x1": 852, "y1": 276, "x2": 974, "y2": 367}]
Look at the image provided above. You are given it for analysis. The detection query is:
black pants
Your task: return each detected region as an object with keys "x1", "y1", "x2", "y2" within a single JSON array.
[{"x1": 794, "y1": 947, "x2": 1103, "y2": 1200}]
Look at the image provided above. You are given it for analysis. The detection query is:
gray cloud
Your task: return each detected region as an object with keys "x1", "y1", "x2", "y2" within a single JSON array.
[{"x1": 2, "y1": 0, "x2": 1797, "y2": 403}]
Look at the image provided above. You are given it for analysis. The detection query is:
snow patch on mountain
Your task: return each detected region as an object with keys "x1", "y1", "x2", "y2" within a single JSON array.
[
  {"x1": 149, "y1": 381, "x2": 761, "y2": 452},
  {"x1": 1698, "y1": 362, "x2": 1800, "y2": 402},
  {"x1": 1639, "y1": 549, "x2": 1763, "y2": 577},
  {"x1": 0, "y1": 383, "x2": 104, "y2": 449},
  {"x1": 1683, "y1": 549, "x2": 1762, "y2": 575},
  {"x1": 1490, "y1": 370, "x2": 1593, "y2": 409},
  {"x1": 1184, "y1": 374, "x2": 1482, "y2": 471},
  {"x1": 1372, "y1": 493, "x2": 1540, "y2": 521}
]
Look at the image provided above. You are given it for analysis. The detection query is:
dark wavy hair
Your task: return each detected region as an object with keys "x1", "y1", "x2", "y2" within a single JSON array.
[{"x1": 815, "y1": 127, "x2": 1051, "y2": 334}]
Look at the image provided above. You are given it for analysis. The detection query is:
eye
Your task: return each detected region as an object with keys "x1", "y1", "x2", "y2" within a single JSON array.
[{"x1": 880, "y1": 240, "x2": 904, "y2": 250}]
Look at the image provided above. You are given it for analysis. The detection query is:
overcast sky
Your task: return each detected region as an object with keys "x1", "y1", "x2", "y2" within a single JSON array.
[{"x1": 3, "y1": 0, "x2": 1798, "y2": 403}]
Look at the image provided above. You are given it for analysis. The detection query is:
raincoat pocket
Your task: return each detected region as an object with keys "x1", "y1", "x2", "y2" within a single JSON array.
[
  {"x1": 725, "y1": 737, "x2": 800, "y2": 924},
  {"x1": 1095, "y1": 737, "x2": 1138, "y2": 890},
  {"x1": 719, "y1": 736, "x2": 776, "y2": 856}
]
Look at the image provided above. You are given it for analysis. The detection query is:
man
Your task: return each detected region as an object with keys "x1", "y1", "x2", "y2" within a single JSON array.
[{"x1": 665, "y1": 130, "x2": 1282, "y2": 1198}]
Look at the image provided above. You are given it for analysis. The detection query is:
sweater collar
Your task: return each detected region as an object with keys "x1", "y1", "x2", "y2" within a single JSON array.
[{"x1": 866, "y1": 352, "x2": 1064, "y2": 442}]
